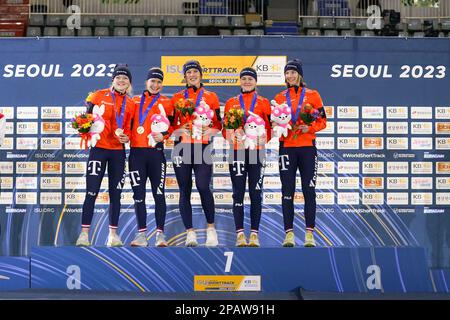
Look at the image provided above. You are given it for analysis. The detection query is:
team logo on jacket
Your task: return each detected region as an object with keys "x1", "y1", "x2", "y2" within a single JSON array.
[
  {"x1": 279, "y1": 155, "x2": 290, "y2": 171},
  {"x1": 87, "y1": 161, "x2": 102, "y2": 176},
  {"x1": 173, "y1": 156, "x2": 183, "y2": 167}
]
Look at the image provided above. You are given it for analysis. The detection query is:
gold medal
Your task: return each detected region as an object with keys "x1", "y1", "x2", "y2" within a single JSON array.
[
  {"x1": 137, "y1": 126, "x2": 145, "y2": 135},
  {"x1": 115, "y1": 128, "x2": 123, "y2": 136}
]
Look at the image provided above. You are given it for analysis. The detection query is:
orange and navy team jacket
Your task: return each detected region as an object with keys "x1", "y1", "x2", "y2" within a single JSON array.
[
  {"x1": 274, "y1": 86, "x2": 327, "y2": 148},
  {"x1": 86, "y1": 88, "x2": 135, "y2": 150},
  {"x1": 222, "y1": 91, "x2": 272, "y2": 150},
  {"x1": 130, "y1": 91, "x2": 174, "y2": 148},
  {"x1": 171, "y1": 85, "x2": 222, "y2": 144}
]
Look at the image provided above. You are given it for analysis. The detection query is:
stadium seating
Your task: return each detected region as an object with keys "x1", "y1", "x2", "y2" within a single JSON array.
[
  {"x1": 60, "y1": 28, "x2": 75, "y2": 37},
  {"x1": 20, "y1": 7, "x2": 449, "y2": 39},
  {"x1": 147, "y1": 28, "x2": 163, "y2": 36},
  {"x1": 130, "y1": 16, "x2": 145, "y2": 27},
  {"x1": 163, "y1": 16, "x2": 178, "y2": 27},
  {"x1": 180, "y1": 16, "x2": 196, "y2": 27},
  {"x1": 319, "y1": 18, "x2": 335, "y2": 29},
  {"x1": 214, "y1": 17, "x2": 229, "y2": 28},
  {"x1": 250, "y1": 29, "x2": 264, "y2": 36},
  {"x1": 94, "y1": 27, "x2": 109, "y2": 37},
  {"x1": 183, "y1": 27, "x2": 198, "y2": 36},
  {"x1": 341, "y1": 29, "x2": 355, "y2": 36},
  {"x1": 43, "y1": 27, "x2": 58, "y2": 36},
  {"x1": 307, "y1": 29, "x2": 321, "y2": 36},
  {"x1": 164, "y1": 27, "x2": 179, "y2": 36},
  {"x1": 81, "y1": 16, "x2": 95, "y2": 27},
  {"x1": 113, "y1": 27, "x2": 128, "y2": 36},
  {"x1": 198, "y1": 16, "x2": 213, "y2": 27},
  {"x1": 324, "y1": 29, "x2": 338, "y2": 36},
  {"x1": 96, "y1": 16, "x2": 111, "y2": 27},
  {"x1": 335, "y1": 18, "x2": 350, "y2": 30},
  {"x1": 147, "y1": 16, "x2": 162, "y2": 27},
  {"x1": 78, "y1": 27, "x2": 93, "y2": 37},
  {"x1": 361, "y1": 30, "x2": 375, "y2": 37},
  {"x1": 219, "y1": 29, "x2": 232, "y2": 36},
  {"x1": 29, "y1": 14, "x2": 44, "y2": 26},
  {"x1": 130, "y1": 28, "x2": 146, "y2": 36},
  {"x1": 26, "y1": 27, "x2": 41, "y2": 37},
  {"x1": 233, "y1": 29, "x2": 249, "y2": 35}
]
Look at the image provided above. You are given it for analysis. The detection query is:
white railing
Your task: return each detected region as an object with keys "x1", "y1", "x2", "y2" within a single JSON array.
[
  {"x1": 29, "y1": 0, "x2": 265, "y2": 16},
  {"x1": 299, "y1": 0, "x2": 450, "y2": 19}
]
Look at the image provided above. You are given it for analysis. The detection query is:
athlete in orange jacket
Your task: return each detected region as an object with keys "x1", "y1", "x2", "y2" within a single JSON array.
[
  {"x1": 128, "y1": 67, "x2": 174, "y2": 247},
  {"x1": 170, "y1": 59, "x2": 222, "y2": 247},
  {"x1": 273, "y1": 59, "x2": 327, "y2": 247},
  {"x1": 76, "y1": 64, "x2": 135, "y2": 248},
  {"x1": 223, "y1": 67, "x2": 271, "y2": 247}
]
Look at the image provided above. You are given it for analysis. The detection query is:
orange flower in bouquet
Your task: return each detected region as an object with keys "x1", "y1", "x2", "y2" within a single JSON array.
[
  {"x1": 175, "y1": 98, "x2": 196, "y2": 135},
  {"x1": 224, "y1": 108, "x2": 244, "y2": 130},
  {"x1": 71, "y1": 113, "x2": 95, "y2": 149},
  {"x1": 292, "y1": 103, "x2": 319, "y2": 139}
]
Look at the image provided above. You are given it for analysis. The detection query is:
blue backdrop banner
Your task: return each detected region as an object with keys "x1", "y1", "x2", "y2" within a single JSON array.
[{"x1": 0, "y1": 37, "x2": 449, "y2": 268}]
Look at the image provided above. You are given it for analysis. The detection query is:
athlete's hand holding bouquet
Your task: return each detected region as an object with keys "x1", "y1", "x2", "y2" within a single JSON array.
[
  {"x1": 71, "y1": 93, "x2": 106, "y2": 149},
  {"x1": 223, "y1": 107, "x2": 245, "y2": 144},
  {"x1": 175, "y1": 97, "x2": 196, "y2": 136},
  {"x1": 292, "y1": 103, "x2": 319, "y2": 139}
]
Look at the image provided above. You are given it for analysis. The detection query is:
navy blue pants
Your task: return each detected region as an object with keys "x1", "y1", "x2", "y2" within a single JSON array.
[
  {"x1": 278, "y1": 144, "x2": 318, "y2": 231},
  {"x1": 172, "y1": 143, "x2": 215, "y2": 229},
  {"x1": 129, "y1": 147, "x2": 167, "y2": 232},
  {"x1": 228, "y1": 148, "x2": 265, "y2": 232},
  {"x1": 81, "y1": 147, "x2": 126, "y2": 229}
]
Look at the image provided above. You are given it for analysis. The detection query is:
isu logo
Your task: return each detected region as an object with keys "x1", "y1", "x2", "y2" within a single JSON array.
[
  {"x1": 437, "y1": 123, "x2": 450, "y2": 134},
  {"x1": 42, "y1": 122, "x2": 61, "y2": 133},
  {"x1": 437, "y1": 162, "x2": 450, "y2": 173},
  {"x1": 364, "y1": 178, "x2": 383, "y2": 188},
  {"x1": 363, "y1": 137, "x2": 382, "y2": 148}
]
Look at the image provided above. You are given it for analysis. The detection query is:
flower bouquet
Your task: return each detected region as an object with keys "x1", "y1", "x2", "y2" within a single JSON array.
[
  {"x1": 224, "y1": 108, "x2": 244, "y2": 130},
  {"x1": 71, "y1": 113, "x2": 95, "y2": 149},
  {"x1": 175, "y1": 98, "x2": 196, "y2": 136},
  {"x1": 293, "y1": 104, "x2": 319, "y2": 139},
  {"x1": 224, "y1": 108, "x2": 244, "y2": 144}
]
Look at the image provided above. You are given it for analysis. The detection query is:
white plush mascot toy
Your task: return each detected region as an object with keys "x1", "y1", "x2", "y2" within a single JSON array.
[
  {"x1": 148, "y1": 104, "x2": 170, "y2": 147},
  {"x1": 242, "y1": 111, "x2": 266, "y2": 150},
  {"x1": 89, "y1": 104, "x2": 105, "y2": 148},
  {"x1": 270, "y1": 100, "x2": 292, "y2": 138},
  {"x1": 192, "y1": 100, "x2": 214, "y2": 140}
]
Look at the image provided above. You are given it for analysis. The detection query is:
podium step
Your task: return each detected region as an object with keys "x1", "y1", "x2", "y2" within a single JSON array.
[{"x1": 28, "y1": 247, "x2": 432, "y2": 293}]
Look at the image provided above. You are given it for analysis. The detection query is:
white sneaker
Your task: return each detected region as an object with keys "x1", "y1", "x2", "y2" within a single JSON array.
[
  {"x1": 155, "y1": 231, "x2": 168, "y2": 247},
  {"x1": 248, "y1": 232, "x2": 260, "y2": 247},
  {"x1": 205, "y1": 227, "x2": 218, "y2": 247},
  {"x1": 235, "y1": 232, "x2": 248, "y2": 247},
  {"x1": 75, "y1": 231, "x2": 90, "y2": 247},
  {"x1": 185, "y1": 230, "x2": 198, "y2": 247},
  {"x1": 107, "y1": 233, "x2": 123, "y2": 247},
  {"x1": 130, "y1": 232, "x2": 148, "y2": 247}
]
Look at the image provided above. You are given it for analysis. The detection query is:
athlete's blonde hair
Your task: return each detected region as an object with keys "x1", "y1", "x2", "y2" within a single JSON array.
[{"x1": 110, "y1": 83, "x2": 133, "y2": 96}]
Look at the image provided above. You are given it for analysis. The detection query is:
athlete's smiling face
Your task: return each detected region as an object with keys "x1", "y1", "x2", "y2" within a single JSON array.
[
  {"x1": 185, "y1": 69, "x2": 201, "y2": 87},
  {"x1": 147, "y1": 78, "x2": 163, "y2": 94},
  {"x1": 113, "y1": 75, "x2": 130, "y2": 93},
  {"x1": 285, "y1": 70, "x2": 300, "y2": 86},
  {"x1": 240, "y1": 76, "x2": 257, "y2": 92}
]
